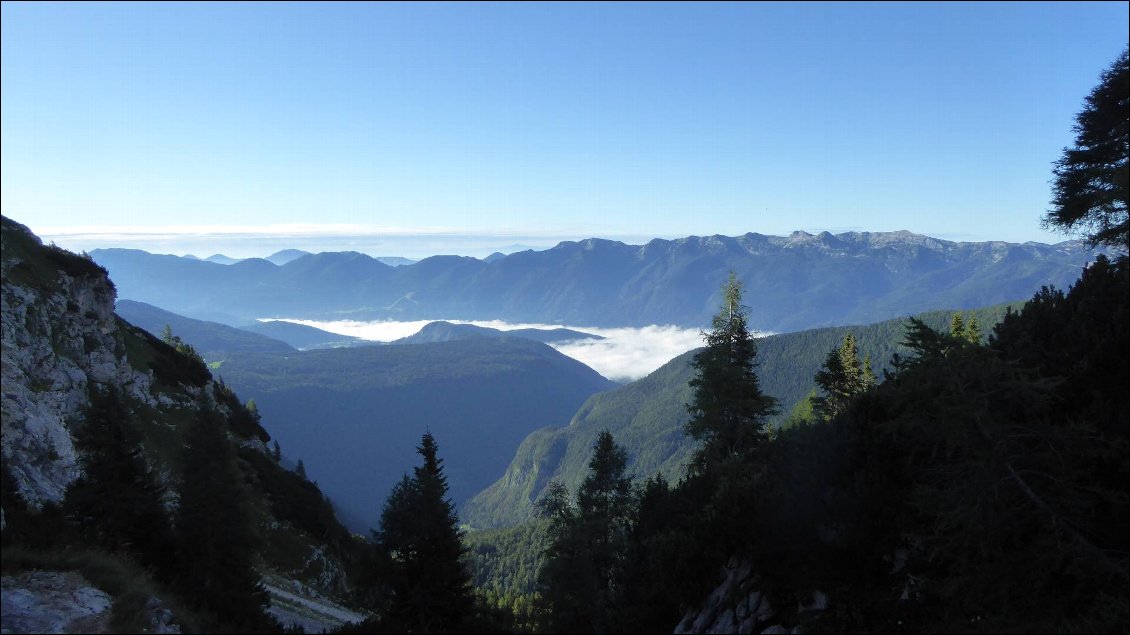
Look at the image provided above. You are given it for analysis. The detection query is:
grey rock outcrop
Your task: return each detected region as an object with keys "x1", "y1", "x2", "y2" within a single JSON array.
[
  {"x1": 1, "y1": 223, "x2": 163, "y2": 508},
  {"x1": 675, "y1": 556, "x2": 816, "y2": 635},
  {"x1": 0, "y1": 571, "x2": 112, "y2": 634},
  {"x1": 0, "y1": 571, "x2": 181, "y2": 634}
]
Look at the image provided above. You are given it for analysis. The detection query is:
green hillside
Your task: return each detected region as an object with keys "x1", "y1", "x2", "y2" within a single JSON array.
[{"x1": 463, "y1": 302, "x2": 1021, "y2": 528}]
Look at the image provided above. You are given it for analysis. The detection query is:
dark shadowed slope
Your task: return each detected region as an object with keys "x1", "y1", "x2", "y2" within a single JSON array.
[{"x1": 215, "y1": 338, "x2": 618, "y2": 533}]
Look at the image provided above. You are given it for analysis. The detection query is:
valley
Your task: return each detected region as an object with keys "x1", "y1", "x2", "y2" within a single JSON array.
[{"x1": 3, "y1": 5, "x2": 1126, "y2": 633}]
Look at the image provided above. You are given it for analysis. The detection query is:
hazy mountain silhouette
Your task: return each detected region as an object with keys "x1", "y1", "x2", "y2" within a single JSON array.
[{"x1": 91, "y1": 230, "x2": 1102, "y2": 331}]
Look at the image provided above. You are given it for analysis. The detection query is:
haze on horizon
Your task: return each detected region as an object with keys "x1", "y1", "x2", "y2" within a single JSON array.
[{"x1": 3, "y1": 3, "x2": 1128, "y2": 259}]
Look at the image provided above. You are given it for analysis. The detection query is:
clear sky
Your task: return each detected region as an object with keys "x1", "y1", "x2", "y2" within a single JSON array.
[{"x1": 2, "y1": 2, "x2": 1128, "y2": 258}]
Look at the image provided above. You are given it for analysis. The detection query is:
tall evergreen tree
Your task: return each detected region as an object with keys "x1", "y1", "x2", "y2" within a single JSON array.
[
  {"x1": 963, "y1": 314, "x2": 982, "y2": 344},
  {"x1": 949, "y1": 313, "x2": 966, "y2": 339},
  {"x1": 812, "y1": 333, "x2": 874, "y2": 422},
  {"x1": 536, "y1": 431, "x2": 634, "y2": 634},
  {"x1": 377, "y1": 432, "x2": 474, "y2": 633},
  {"x1": 950, "y1": 312, "x2": 983, "y2": 344},
  {"x1": 685, "y1": 273, "x2": 778, "y2": 474},
  {"x1": 175, "y1": 403, "x2": 273, "y2": 632},
  {"x1": 62, "y1": 385, "x2": 174, "y2": 578},
  {"x1": 1043, "y1": 47, "x2": 1129, "y2": 250}
]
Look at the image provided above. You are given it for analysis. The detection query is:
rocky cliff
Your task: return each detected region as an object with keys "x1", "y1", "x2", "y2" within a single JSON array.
[
  {"x1": 1, "y1": 215, "x2": 362, "y2": 630},
  {"x1": 1, "y1": 216, "x2": 167, "y2": 508}
]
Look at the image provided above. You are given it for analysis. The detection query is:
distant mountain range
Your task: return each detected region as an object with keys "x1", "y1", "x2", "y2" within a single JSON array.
[
  {"x1": 114, "y1": 300, "x2": 371, "y2": 353},
  {"x1": 116, "y1": 300, "x2": 604, "y2": 354},
  {"x1": 241, "y1": 319, "x2": 370, "y2": 350},
  {"x1": 115, "y1": 299, "x2": 298, "y2": 357},
  {"x1": 91, "y1": 231, "x2": 1103, "y2": 332},
  {"x1": 183, "y1": 250, "x2": 417, "y2": 268},
  {"x1": 390, "y1": 321, "x2": 603, "y2": 345}
]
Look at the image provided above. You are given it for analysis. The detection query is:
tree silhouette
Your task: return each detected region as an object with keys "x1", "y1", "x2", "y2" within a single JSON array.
[
  {"x1": 685, "y1": 272, "x2": 778, "y2": 474},
  {"x1": 536, "y1": 431, "x2": 634, "y2": 633},
  {"x1": 376, "y1": 432, "x2": 474, "y2": 633},
  {"x1": 1044, "y1": 47, "x2": 1128, "y2": 250},
  {"x1": 63, "y1": 385, "x2": 175, "y2": 579},
  {"x1": 175, "y1": 404, "x2": 273, "y2": 632}
]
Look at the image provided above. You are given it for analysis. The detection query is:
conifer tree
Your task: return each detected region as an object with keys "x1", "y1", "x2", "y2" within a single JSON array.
[
  {"x1": 1044, "y1": 47, "x2": 1129, "y2": 250},
  {"x1": 949, "y1": 313, "x2": 966, "y2": 339},
  {"x1": 175, "y1": 403, "x2": 273, "y2": 632},
  {"x1": 950, "y1": 312, "x2": 983, "y2": 344},
  {"x1": 812, "y1": 333, "x2": 874, "y2": 421},
  {"x1": 536, "y1": 431, "x2": 634, "y2": 633},
  {"x1": 63, "y1": 385, "x2": 174, "y2": 578},
  {"x1": 377, "y1": 432, "x2": 474, "y2": 633},
  {"x1": 685, "y1": 273, "x2": 778, "y2": 474},
  {"x1": 963, "y1": 315, "x2": 982, "y2": 344}
]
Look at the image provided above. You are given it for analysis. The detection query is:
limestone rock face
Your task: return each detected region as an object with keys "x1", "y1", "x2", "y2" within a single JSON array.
[{"x1": 1, "y1": 222, "x2": 160, "y2": 508}]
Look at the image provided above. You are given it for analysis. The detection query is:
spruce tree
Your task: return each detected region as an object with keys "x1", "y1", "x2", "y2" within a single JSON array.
[
  {"x1": 685, "y1": 273, "x2": 778, "y2": 474},
  {"x1": 949, "y1": 313, "x2": 966, "y2": 339},
  {"x1": 536, "y1": 431, "x2": 634, "y2": 634},
  {"x1": 377, "y1": 432, "x2": 474, "y2": 633},
  {"x1": 63, "y1": 385, "x2": 174, "y2": 578},
  {"x1": 175, "y1": 403, "x2": 272, "y2": 632},
  {"x1": 812, "y1": 333, "x2": 874, "y2": 422},
  {"x1": 963, "y1": 315, "x2": 982, "y2": 344}
]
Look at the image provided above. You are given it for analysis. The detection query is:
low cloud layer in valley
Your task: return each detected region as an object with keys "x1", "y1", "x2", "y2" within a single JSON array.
[{"x1": 264, "y1": 318, "x2": 745, "y2": 382}]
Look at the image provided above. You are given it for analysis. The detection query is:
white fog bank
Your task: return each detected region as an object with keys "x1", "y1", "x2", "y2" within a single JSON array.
[{"x1": 261, "y1": 318, "x2": 742, "y2": 382}]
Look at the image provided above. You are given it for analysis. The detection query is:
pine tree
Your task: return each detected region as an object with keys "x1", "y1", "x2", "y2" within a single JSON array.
[
  {"x1": 685, "y1": 273, "x2": 778, "y2": 474},
  {"x1": 1043, "y1": 47, "x2": 1129, "y2": 250},
  {"x1": 377, "y1": 432, "x2": 474, "y2": 633},
  {"x1": 62, "y1": 385, "x2": 175, "y2": 578},
  {"x1": 175, "y1": 403, "x2": 273, "y2": 632}
]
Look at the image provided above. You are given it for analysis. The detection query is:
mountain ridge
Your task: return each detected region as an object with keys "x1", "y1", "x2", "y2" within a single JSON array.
[{"x1": 88, "y1": 229, "x2": 1103, "y2": 332}]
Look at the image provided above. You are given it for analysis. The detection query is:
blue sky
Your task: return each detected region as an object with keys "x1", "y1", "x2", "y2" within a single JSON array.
[{"x1": 2, "y1": 2, "x2": 1127, "y2": 258}]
